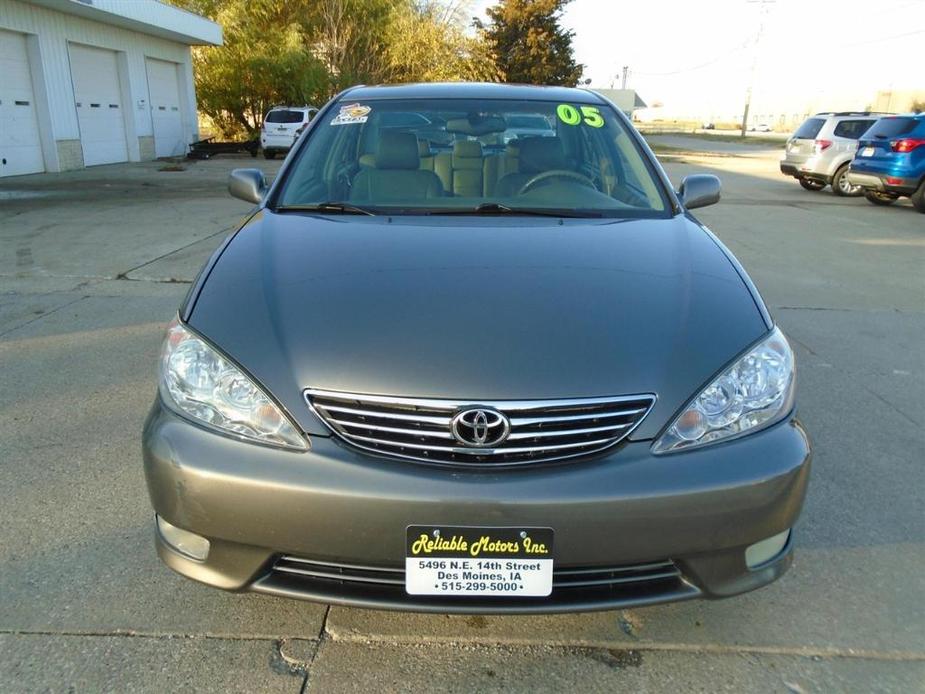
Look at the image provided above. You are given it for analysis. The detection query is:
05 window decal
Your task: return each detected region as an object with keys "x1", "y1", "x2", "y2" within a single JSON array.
[{"x1": 556, "y1": 104, "x2": 604, "y2": 128}]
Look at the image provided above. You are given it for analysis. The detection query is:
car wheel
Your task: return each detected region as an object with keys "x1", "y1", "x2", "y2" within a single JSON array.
[
  {"x1": 263, "y1": 150, "x2": 276, "y2": 160},
  {"x1": 832, "y1": 165, "x2": 862, "y2": 197},
  {"x1": 799, "y1": 178, "x2": 825, "y2": 191},
  {"x1": 910, "y1": 180, "x2": 925, "y2": 213},
  {"x1": 864, "y1": 191, "x2": 898, "y2": 206}
]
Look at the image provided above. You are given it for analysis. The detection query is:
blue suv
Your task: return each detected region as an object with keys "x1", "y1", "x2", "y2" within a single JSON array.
[{"x1": 848, "y1": 114, "x2": 925, "y2": 213}]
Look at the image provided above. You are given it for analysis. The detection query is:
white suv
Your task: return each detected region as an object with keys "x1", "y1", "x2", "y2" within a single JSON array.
[{"x1": 260, "y1": 106, "x2": 318, "y2": 160}]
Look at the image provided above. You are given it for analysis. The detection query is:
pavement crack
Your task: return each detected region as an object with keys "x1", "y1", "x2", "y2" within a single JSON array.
[
  {"x1": 0, "y1": 294, "x2": 86, "y2": 339},
  {"x1": 863, "y1": 385, "x2": 921, "y2": 427},
  {"x1": 321, "y1": 629, "x2": 925, "y2": 663},
  {"x1": 114, "y1": 226, "x2": 230, "y2": 280},
  {"x1": 0, "y1": 628, "x2": 284, "y2": 642}
]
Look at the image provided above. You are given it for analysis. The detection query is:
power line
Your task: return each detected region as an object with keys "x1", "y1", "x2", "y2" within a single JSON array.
[
  {"x1": 631, "y1": 38, "x2": 753, "y2": 76},
  {"x1": 841, "y1": 27, "x2": 925, "y2": 47}
]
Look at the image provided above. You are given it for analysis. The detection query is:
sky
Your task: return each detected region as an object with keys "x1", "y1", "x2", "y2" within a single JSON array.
[{"x1": 470, "y1": 0, "x2": 925, "y2": 120}]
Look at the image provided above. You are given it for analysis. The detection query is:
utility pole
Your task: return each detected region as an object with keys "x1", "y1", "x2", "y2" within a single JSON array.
[
  {"x1": 741, "y1": 0, "x2": 776, "y2": 137},
  {"x1": 621, "y1": 66, "x2": 629, "y2": 90}
]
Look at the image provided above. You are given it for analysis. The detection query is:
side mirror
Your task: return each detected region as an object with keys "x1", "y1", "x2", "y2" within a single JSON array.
[
  {"x1": 678, "y1": 174, "x2": 721, "y2": 210},
  {"x1": 228, "y1": 168, "x2": 267, "y2": 204}
]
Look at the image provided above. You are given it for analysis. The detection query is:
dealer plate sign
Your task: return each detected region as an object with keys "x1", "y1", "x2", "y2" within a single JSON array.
[{"x1": 405, "y1": 525, "x2": 554, "y2": 597}]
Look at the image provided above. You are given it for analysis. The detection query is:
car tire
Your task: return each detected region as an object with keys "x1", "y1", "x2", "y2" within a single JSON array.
[
  {"x1": 910, "y1": 180, "x2": 925, "y2": 213},
  {"x1": 263, "y1": 150, "x2": 276, "y2": 160},
  {"x1": 864, "y1": 191, "x2": 898, "y2": 206},
  {"x1": 799, "y1": 178, "x2": 825, "y2": 191},
  {"x1": 831, "y1": 165, "x2": 862, "y2": 197}
]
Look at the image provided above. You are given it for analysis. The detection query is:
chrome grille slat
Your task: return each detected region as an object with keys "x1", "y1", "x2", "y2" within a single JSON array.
[
  {"x1": 320, "y1": 404, "x2": 452, "y2": 425},
  {"x1": 510, "y1": 408, "x2": 645, "y2": 426},
  {"x1": 554, "y1": 560, "x2": 675, "y2": 575},
  {"x1": 274, "y1": 565, "x2": 407, "y2": 585},
  {"x1": 330, "y1": 419, "x2": 456, "y2": 440},
  {"x1": 280, "y1": 556, "x2": 404, "y2": 573},
  {"x1": 554, "y1": 570, "x2": 681, "y2": 588},
  {"x1": 506, "y1": 423, "x2": 630, "y2": 440},
  {"x1": 305, "y1": 389, "x2": 656, "y2": 467},
  {"x1": 348, "y1": 433, "x2": 617, "y2": 454}
]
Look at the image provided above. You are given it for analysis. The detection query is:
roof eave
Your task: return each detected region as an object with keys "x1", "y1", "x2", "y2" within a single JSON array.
[{"x1": 24, "y1": 0, "x2": 223, "y2": 46}]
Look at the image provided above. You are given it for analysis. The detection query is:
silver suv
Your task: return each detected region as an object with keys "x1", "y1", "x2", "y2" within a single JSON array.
[{"x1": 780, "y1": 112, "x2": 884, "y2": 196}]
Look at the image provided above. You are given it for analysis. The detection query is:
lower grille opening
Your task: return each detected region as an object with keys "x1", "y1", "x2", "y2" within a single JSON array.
[{"x1": 254, "y1": 555, "x2": 698, "y2": 613}]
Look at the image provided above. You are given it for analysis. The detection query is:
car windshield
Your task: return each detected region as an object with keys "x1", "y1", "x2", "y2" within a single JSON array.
[
  {"x1": 266, "y1": 110, "x2": 305, "y2": 124},
  {"x1": 793, "y1": 118, "x2": 825, "y2": 139},
  {"x1": 275, "y1": 97, "x2": 670, "y2": 217}
]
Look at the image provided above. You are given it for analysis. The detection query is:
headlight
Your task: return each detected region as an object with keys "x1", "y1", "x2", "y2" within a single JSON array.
[
  {"x1": 653, "y1": 327, "x2": 795, "y2": 454},
  {"x1": 159, "y1": 317, "x2": 307, "y2": 450}
]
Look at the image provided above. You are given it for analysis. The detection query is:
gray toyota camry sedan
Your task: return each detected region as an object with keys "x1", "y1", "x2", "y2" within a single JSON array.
[{"x1": 143, "y1": 83, "x2": 811, "y2": 613}]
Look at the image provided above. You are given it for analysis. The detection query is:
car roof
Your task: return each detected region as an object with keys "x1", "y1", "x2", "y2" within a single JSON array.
[{"x1": 340, "y1": 82, "x2": 608, "y2": 105}]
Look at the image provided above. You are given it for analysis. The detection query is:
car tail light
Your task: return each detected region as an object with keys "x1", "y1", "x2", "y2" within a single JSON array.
[
  {"x1": 891, "y1": 138, "x2": 925, "y2": 153},
  {"x1": 814, "y1": 139, "x2": 832, "y2": 153},
  {"x1": 885, "y1": 177, "x2": 905, "y2": 185}
]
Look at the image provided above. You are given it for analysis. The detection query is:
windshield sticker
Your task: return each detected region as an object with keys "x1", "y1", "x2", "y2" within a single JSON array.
[
  {"x1": 331, "y1": 103, "x2": 371, "y2": 126},
  {"x1": 556, "y1": 104, "x2": 604, "y2": 128}
]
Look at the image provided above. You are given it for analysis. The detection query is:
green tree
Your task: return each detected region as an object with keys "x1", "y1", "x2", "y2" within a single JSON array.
[
  {"x1": 171, "y1": 0, "x2": 499, "y2": 136},
  {"x1": 172, "y1": 0, "x2": 333, "y2": 135},
  {"x1": 911, "y1": 99, "x2": 925, "y2": 114},
  {"x1": 384, "y1": 1, "x2": 501, "y2": 82},
  {"x1": 477, "y1": 0, "x2": 583, "y2": 86}
]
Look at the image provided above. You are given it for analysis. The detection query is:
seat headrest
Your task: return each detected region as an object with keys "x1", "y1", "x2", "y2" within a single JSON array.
[
  {"x1": 453, "y1": 140, "x2": 483, "y2": 158},
  {"x1": 376, "y1": 132, "x2": 420, "y2": 170},
  {"x1": 518, "y1": 137, "x2": 567, "y2": 173}
]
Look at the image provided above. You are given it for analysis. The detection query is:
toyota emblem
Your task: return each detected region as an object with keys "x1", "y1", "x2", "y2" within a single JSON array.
[{"x1": 450, "y1": 408, "x2": 511, "y2": 448}]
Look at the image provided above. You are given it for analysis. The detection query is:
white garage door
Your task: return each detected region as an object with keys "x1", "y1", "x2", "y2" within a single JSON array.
[
  {"x1": 146, "y1": 58, "x2": 185, "y2": 157},
  {"x1": 69, "y1": 43, "x2": 127, "y2": 166},
  {"x1": 0, "y1": 29, "x2": 44, "y2": 177}
]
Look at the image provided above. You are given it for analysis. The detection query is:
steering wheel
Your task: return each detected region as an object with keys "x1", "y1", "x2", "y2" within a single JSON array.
[{"x1": 518, "y1": 170, "x2": 596, "y2": 196}]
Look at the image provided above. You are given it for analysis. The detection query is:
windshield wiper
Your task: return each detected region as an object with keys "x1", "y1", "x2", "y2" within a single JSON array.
[
  {"x1": 275, "y1": 202, "x2": 376, "y2": 216},
  {"x1": 428, "y1": 202, "x2": 601, "y2": 218}
]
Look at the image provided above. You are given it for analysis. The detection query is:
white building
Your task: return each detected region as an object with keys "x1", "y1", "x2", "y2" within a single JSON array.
[{"x1": 0, "y1": 0, "x2": 221, "y2": 178}]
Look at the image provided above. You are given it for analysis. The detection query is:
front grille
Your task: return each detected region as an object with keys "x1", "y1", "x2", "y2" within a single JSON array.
[
  {"x1": 304, "y1": 389, "x2": 656, "y2": 467},
  {"x1": 256, "y1": 555, "x2": 696, "y2": 613}
]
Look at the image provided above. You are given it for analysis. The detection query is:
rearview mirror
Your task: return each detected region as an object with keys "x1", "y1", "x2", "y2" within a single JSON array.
[
  {"x1": 678, "y1": 174, "x2": 721, "y2": 210},
  {"x1": 229, "y1": 168, "x2": 267, "y2": 204}
]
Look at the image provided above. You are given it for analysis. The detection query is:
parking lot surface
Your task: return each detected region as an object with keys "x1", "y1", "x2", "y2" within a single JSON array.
[{"x1": 1, "y1": 146, "x2": 923, "y2": 692}]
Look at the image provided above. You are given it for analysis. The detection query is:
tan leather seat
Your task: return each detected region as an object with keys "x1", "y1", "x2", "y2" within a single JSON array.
[
  {"x1": 433, "y1": 150, "x2": 452, "y2": 192},
  {"x1": 418, "y1": 140, "x2": 435, "y2": 172},
  {"x1": 350, "y1": 132, "x2": 444, "y2": 201},
  {"x1": 496, "y1": 137, "x2": 568, "y2": 197},
  {"x1": 431, "y1": 141, "x2": 486, "y2": 197},
  {"x1": 484, "y1": 140, "x2": 521, "y2": 196},
  {"x1": 450, "y1": 141, "x2": 484, "y2": 197}
]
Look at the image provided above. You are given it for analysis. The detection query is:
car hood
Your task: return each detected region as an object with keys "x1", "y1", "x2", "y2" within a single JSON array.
[{"x1": 188, "y1": 211, "x2": 769, "y2": 439}]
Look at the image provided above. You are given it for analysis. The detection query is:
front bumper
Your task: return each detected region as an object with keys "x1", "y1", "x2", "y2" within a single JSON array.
[{"x1": 143, "y1": 397, "x2": 811, "y2": 613}]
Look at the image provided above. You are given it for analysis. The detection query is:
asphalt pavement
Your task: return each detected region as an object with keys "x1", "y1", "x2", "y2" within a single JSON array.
[{"x1": 1, "y1": 144, "x2": 923, "y2": 692}]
